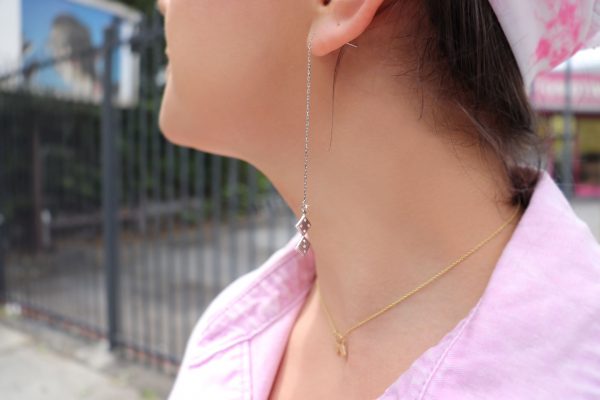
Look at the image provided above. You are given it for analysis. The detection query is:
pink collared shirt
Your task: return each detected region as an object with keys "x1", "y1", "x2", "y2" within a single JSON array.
[{"x1": 168, "y1": 169, "x2": 600, "y2": 399}]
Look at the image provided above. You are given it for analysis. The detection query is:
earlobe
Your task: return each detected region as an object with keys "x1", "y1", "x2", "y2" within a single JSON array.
[{"x1": 307, "y1": 0, "x2": 384, "y2": 57}]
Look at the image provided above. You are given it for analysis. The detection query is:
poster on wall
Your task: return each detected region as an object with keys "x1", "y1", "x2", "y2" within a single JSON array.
[{"x1": 0, "y1": 0, "x2": 142, "y2": 107}]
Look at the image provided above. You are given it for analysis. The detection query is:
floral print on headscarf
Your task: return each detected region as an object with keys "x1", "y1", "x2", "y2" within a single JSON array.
[{"x1": 489, "y1": 0, "x2": 600, "y2": 90}]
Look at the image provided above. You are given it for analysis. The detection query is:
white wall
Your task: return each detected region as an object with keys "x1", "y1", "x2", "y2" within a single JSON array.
[{"x1": 0, "y1": 0, "x2": 22, "y2": 75}]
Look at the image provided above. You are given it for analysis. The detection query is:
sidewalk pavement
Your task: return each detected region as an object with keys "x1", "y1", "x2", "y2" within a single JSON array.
[
  {"x1": 0, "y1": 317, "x2": 171, "y2": 400},
  {"x1": 572, "y1": 199, "x2": 600, "y2": 242}
]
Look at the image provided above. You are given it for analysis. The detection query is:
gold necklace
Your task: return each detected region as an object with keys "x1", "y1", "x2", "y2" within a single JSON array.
[{"x1": 316, "y1": 205, "x2": 521, "y2": 358}]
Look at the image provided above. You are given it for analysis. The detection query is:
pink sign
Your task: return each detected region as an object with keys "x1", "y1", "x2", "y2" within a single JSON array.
[{"x1": 530, "y1": 72, "x2": 600, "y2": 113}]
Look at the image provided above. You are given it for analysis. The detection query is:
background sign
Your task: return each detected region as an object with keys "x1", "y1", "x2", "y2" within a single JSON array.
[{"x1": 0, "y1": 0, "x2": 142, "y2": 106}]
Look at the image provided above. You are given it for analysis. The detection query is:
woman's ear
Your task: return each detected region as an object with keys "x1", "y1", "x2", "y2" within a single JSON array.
[{"x1": 308, "y1": 0, "x2": 385, "y2": 56}]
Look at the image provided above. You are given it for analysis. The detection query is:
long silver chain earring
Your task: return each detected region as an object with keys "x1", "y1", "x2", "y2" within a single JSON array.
[
  {"x1": 294, "y1": 33, "x2": 314, "y2": 255},
  {"x1": 295, "y1": 34, "x2": 358, "y2": 256}
]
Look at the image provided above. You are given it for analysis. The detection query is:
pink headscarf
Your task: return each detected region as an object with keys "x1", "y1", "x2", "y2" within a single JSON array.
[{"x1": 489, "y1": 0, "x2": 600, "y2": 90}]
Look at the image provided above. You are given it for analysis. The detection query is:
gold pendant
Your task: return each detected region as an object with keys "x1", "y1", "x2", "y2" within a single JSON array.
[{"x1": 335, "y1": 334, "x2": 347, "y2": 357}]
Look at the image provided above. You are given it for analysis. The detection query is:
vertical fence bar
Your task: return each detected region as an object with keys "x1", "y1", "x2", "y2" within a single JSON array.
[
  {"x1": 85, "y1": 113, "x2": 99, "y2": 333},
  {"x1": 150, "y1": 11, "x2": 164, "y2": 369},
  {"x1": 561, "y1": 58, "x2": 574, "y2": 199},
  {"x1": 161, "y1": 8, "x2": 175, "y2": 356},
  {"x1": 102, "y1": 21, "x2": 121, "y2": 350},
  {"x1": 124, "y1": 99, "x2": 137, "y2": 360},
  {"x1": 0, "y1": 98, "x2": 6, "y2": 304},
  {"x1": 179, "y1": 146, "x2": 190, "y2": 349},
  {"x1": 0, "y1": 210, "x2": 5, "y2": 305},
  {"x1": 211, "y1": 155, "x2": 222, "y2": 296},
  {"x1": 113, "y1": 105, "x2": 124, "y2": 342},
  {"x1": 0, "y1": 223, "x2": 4, "y2": 304},
  {"x1": 32, "y1": 120, "x2": 42, "y2": 254},
  {"x1": 227, "y1": 158, "x2": 239, "y2": 281},
  {"x1": 194, "y1": 152, "x2": 206, "y2": 314},
  {"x1": 137, "y1": 20, "x2": 151, "y2": 363},
  {"x1": 247, "y1": 165, "x2": 257, "y2": 270},
  {"x1": 165, "y1": 116, "x2": 175, "y2": 361},
  {"x1": 0, "y1": 100, "x2": 5, "y2": 304}
]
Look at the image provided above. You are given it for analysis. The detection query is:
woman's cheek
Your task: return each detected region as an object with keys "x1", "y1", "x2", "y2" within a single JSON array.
[{"x1": 159, "y1": 0, "x2": 299, "y2": 155}]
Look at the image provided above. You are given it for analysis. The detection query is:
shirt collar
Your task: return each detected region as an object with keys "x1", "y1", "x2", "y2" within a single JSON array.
[{"x1": 192, "y1": 229, "x2": 316, "y2": 360}]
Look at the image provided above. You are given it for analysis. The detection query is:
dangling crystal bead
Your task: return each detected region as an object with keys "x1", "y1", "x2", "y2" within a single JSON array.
[
  {"x1": 295, "y1": 211, "x2": 311, "y2": 256},
  {"x1": 295, "y1": 235, "x2": 310, "y2": 255},
  {"x1": 295, "y1": 214, "x2": 311, "y2": 235}
]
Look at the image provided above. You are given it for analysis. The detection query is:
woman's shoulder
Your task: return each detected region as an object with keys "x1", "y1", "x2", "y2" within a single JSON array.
[
  {"x1": 167, "y1": 233, "x2": 315, "y2": 399},
  {"x1": 177, "y1": 232, "x2": 315, "y2": 363},
  {"x1": 407, "y1": 170, "x2": 600, "y2": 399}
]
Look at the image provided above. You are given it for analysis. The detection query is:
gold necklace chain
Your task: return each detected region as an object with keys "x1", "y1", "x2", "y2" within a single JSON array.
[{"x1": 316, "y1": 205, "x2": 522, "y2": 358}]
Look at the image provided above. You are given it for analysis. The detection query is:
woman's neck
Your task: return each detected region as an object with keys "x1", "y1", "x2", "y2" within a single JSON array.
[{"x1": 257, "y1": 39, "x2": 521, "y2": 337}]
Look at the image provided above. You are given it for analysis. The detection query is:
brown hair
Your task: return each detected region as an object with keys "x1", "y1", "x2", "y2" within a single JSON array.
[{"x1": 333, "y1": 0, "x2": 545, "y2": 208}]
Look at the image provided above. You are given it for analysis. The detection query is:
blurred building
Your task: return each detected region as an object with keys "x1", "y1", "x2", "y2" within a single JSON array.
[{"x1": 531, "y1": 48, "x2": 600, "y2": 199}]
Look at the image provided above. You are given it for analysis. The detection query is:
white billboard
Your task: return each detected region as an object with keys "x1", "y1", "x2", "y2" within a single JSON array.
[{"x1": 0, "y1": 0, "x2": 143, "y2": 107}]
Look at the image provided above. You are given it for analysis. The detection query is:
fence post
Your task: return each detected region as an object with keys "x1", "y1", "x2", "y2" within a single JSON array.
[
  {"x1": 0, "y1": 131, "x2": 5, "y2": 303},
  {"x1": 102, "y1": 20, "x2": 121, "y2": 350},
  {"x1": 0, "y1": 213, "x2": 5, "y2": 304}
]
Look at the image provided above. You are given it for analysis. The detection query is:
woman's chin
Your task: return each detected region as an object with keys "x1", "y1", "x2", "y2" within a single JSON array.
[
  {"x1": 158, "y1": 92, "x2": 192, "y2": 148},
  {"x1": 158, "y1": 79, "x2": 252, "y2": 159},
  {"x1": 158, "y1": 101, "x2": 228, "y2": 157}
]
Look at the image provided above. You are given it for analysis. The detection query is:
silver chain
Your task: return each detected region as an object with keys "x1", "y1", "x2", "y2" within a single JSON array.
[{"x1": 302, "y1": 34, "x2": 312, "y2": 216}]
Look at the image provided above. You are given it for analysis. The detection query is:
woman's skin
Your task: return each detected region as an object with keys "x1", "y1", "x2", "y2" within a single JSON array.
[{"x1": 157, "y1": 0, "x2": 523, "y2": 397}]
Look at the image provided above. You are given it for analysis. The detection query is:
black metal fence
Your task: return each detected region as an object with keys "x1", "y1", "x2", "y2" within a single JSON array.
[{"x1": 0, "y1": 12, "x2": 297, "y2": 375}]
